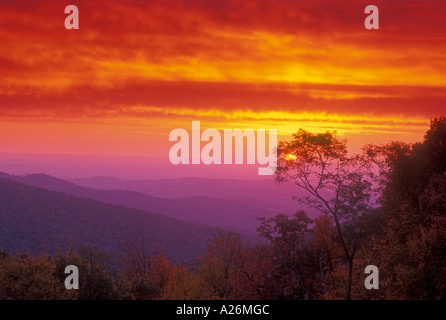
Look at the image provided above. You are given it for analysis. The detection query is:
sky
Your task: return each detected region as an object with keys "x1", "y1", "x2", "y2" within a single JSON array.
[{"x1": 0, "y1": 0, "x2": 445, "y2": 179}]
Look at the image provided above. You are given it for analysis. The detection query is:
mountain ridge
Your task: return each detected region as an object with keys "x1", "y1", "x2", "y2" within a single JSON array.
[
  {"x1": 0, "y1": 177, "x2": 223, "y2": 263},
  {"x1": 0, "y1": 171, "x2": 297, "y2": 235}
]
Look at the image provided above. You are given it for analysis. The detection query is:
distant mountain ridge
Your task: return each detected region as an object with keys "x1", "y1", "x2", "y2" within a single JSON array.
[
  {"x1": 0, "y1": 177, "x2": 222, "y2": 263},
  {"x1": 69, "y1": 176, "x2": 299, "y2": 206},
  {"x1": 0, "y1": 172, "x2": 298, "y2": 235}
]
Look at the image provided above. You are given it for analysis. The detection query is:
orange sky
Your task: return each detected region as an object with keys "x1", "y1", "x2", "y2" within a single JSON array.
[{"x1": 1, "y1": 0, "x2": 445, "y2": 170}]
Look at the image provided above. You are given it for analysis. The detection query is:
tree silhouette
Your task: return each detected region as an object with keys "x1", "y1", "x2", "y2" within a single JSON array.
[
  {"x1": 275, "y1": 129, "x2": 376, "y2": 299},
  {"x1": 366, "y1": 116, "x2": 446, "y2": 299},
  {"x1": 258, "y1": 211, "x2": 316, "y2": 299}
]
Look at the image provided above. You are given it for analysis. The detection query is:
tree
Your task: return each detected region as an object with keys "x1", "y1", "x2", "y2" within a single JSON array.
[
  {"x1": 257, "y1": 211, "x2": 321, "y2": 299},
  {"x1": 54, "y1": 246, "x2": 116, "y2": 300},
  {"x1": 120, "y1": 246, "x2": 172, "y2": 300},
  {"x1": 313, "y1": 214, "x2": 342, "y2": 274},
  {"x1": 366, "y1": 116, "x2": 446, "y2": 299},
  {"x1": 0, "y1": 254, "x2": 73, "y2": 300},
  {"x1": 148, "y1": 245, "x2": 172, "y2": 298},
  {"x1": 119, "y1": 220, "x2": 161, "y2": 300},
  {"x1": 275, "y1": 129, "x2": 376, "y2": 299},
  {"x1": 162, "y1": 264, "x2": 193, "y2": 299},
  {"x1": 194, "y1": 232, "x2": 244, "y2": 299},
  {"x1": 120, "y1": 224, "x2": 173, "y2": 300}
]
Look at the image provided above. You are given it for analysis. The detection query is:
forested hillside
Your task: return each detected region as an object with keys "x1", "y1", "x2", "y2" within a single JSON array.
[{"x1": 0, "y1": 178, "x2": 221, "y2": 264}]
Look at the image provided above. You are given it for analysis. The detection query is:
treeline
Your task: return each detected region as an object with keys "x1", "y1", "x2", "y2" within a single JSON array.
[
  {"x1": 0, "y1": 116, "x2": 444, "y2": 300},
  {"x1": 0, "y1": 219, "x2": 377, "y2": 300}
]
